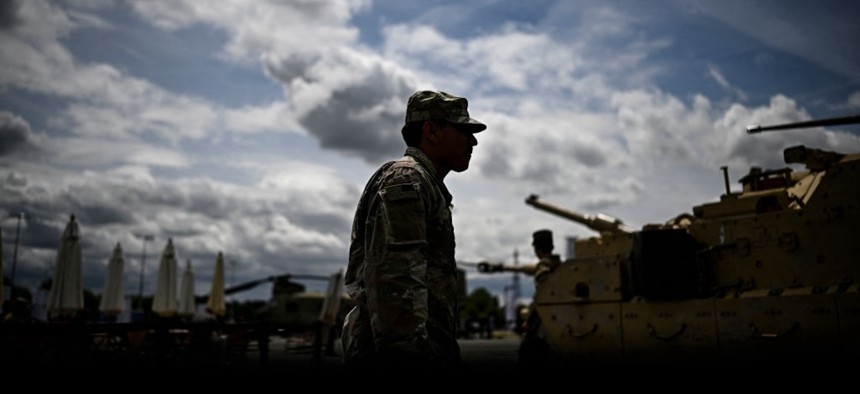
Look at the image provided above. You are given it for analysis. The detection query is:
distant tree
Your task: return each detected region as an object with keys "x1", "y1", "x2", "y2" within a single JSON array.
[
  {"x1": 460, "y1": 287, "x2": 504, "y2": 338},
  {"x1": 463, "y1": 287, "x2": 498, "y2": 319}
]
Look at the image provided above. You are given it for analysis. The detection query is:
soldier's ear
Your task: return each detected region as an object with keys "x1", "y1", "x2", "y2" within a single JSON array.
[{"x1": 423, "y1": 120, "x2": 442, "y2": 143}]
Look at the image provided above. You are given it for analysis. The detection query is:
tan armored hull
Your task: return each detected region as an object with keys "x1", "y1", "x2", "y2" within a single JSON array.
[{"x1": 510, "y1": 115, "x2": 860, "y2": 366}]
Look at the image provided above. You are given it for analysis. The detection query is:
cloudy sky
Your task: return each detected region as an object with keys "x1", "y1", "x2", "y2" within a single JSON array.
[{"x1": 2, "y1": 0, "x2": 859, "y2": 306}]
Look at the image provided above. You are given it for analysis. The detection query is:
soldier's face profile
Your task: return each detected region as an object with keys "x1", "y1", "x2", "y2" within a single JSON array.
[{"x1": 438, "y1": 122, "x2": 477, "y2": 173}]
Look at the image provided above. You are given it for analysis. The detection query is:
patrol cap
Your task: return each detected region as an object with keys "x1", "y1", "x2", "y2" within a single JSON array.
[
  {"x1": 402, "y1": 90, "x2": 487, "y2": 133},
  {"x1": 532, "y1": 229, "x2": 554, "y2": 249}
]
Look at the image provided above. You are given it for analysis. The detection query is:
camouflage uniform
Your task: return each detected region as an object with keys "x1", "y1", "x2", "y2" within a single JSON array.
[
  {"x1": 342, "y1": 147, "x2": 461, "y2": 369},
  {"x1": 534, "y1": 253, "x2": 562, "y2": 286},
  {"x1": 342, "y1": 90, "x2": 485, "y2": 370},
  {"x1": 531, "y1": 229, "x2": 560, "y2": 286}
]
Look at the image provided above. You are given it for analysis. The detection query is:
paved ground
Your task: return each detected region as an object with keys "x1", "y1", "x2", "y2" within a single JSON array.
[
  {"x1": 261, "y1": 334, "x2": 523, "y2": 374},
  {"x1": 2, "y1": 327, "x2": 525, "y2": 379}
]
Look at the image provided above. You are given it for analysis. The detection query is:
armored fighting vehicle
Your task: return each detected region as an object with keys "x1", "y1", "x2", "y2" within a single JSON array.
[{"x1": 486, "y1": 114, "x2": 860, "y2": 366}]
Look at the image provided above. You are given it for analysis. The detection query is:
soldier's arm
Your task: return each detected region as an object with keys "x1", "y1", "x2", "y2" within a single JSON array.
[
  {"x1": 364, "y1": 174, "x2": 431, "y2": 359},
  {"x1": 478, "y1": 261, "x2": 539, "y2": 276}
]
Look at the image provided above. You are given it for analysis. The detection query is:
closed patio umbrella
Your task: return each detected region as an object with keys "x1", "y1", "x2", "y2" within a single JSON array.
[
  {"x1": 98, "y1": 242, "x2": 125, "y2": 318},
  {"x1": 48, "y1": 214, "x2": 84, "y2": 320},
  {"x1": 178, "y1": 259, "x2": 196, "y2": 318},
  {"x1": 206, "y1": 251, "x2": 226, "y2": 318},
  {"x1": 151, "y1": 238, "x2": 178, "y2": 317}
]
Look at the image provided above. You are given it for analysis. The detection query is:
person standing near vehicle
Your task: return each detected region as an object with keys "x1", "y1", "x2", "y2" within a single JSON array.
[
  {"x1": 477, "y1": 229, "x2": 561, "y2": 287},
  {"x1": 529, "y1": 229, "x2": 562, "y2": 287},
  {"x1": 341, "y1": 90, "x2": 487, "y2": 371}
]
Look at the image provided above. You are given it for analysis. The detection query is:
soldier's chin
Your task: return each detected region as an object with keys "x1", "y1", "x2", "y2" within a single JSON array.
[
  {"x1": 451, "y1": 156, "x2": 472, "y2": 172},
  {"x1": 452, "y1": 163, "x2": 470, "y2": 173}
]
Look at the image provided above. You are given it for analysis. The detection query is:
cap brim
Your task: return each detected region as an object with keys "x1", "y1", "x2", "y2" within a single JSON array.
[
  {"x1": 402, "y1": 119, "x2": 487, "y2": 133},
  {"x1": 457, "y1": 119, "x2": 487, "y2": 133}
]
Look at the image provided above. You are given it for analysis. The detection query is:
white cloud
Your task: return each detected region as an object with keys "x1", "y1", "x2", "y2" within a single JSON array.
[
  {"x1": 223, "y1": 100, "x2": 300, "y2": 134},
  {"x1": 708, "y1": 65, "x2": 748, "y2": 102},
  {"x1": 131, "y1": 0, "x2": 367, "y2": 63},
  {"x1": 3, "y1": 0, "x2": 859, "y2": 304}
]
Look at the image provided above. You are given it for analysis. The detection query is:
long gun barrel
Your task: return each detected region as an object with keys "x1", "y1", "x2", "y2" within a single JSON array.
[
  {"x1": 746, "y1": 114, "x2": 860, "y2": 134},
  {"x1": 525, "y1": 194, "x2": 634, "y2": 234},
  {"x1": 476, "y1": 261, "x2": 537, "y2": 276}
]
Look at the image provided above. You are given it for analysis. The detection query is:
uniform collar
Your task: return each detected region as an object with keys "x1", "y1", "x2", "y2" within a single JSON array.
[{"x1": 404, "y1": 147, "x2": 453, "y2": 204}]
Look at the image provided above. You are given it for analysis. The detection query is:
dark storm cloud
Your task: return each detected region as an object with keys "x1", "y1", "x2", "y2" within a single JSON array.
[
  {"x1": 263, "y1": 49, "x2": 418, "y2": 164},
  {"x1": 1, "y1": 170, "x2": 26, "y2": 188},
  {"x1": 571, "y1": 144, "x2": 607, "y2": 167},
  {"x1": 299, "y1": 81, "x2": 415, "y2": 164},
  {"x1": 301, "y1": 94, "x2": 403, "y2": 163},
  {"x1": 0, "y1": 0, "x2": 21, "y2": 30},
  {"x1": 12, "y1": 214, "x2": 64, "y2": 250},
  {"x1": 0, "y1": 111, "x2": 38, "y2": 156},
  {"x1": 0, "y1": 183, "x2": 133, "y2": 251},
  {"x1": 71, "y1": 198, "x2": 137, "y2": 227}
]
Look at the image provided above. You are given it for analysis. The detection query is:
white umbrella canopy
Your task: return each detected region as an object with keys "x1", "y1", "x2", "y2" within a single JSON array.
[
  {"x1": 47, "y1": 214, "x2": 84, "y2": 320},
  {"x1": 151, "y1": 238, "x2": 178, "y2": 318},
  {"x1": 178, "y1": 259, "x2": 196, "y2": 318},
  {"x1": 206, "y1": 251, "x2": 226, "y2": 318},
  {"x1": 98, "y1": 242, "x2": 125, "y2": 317}
]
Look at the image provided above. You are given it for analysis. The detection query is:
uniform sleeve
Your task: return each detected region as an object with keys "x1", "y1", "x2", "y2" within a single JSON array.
[
  {"x1": 364, "y1": 174, "x2": 433, "y2": 360},
  {"x1": 534, "y1": 256, "x2": 560, "y2": 284}
]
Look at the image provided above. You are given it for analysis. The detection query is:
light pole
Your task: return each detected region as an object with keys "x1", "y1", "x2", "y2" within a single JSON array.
[
  {"x1": 134, "y1": 233, "x2": 153, "y2": 311},
  {"x1": 6, "y1": 213, "x2": 24, "y2": 302},
  {"x1": 229, "y1": 260, "x2": 237, "y2": 321},
  {"x1": 230, "y1": 260, "x2": 236, "y2": 288}
]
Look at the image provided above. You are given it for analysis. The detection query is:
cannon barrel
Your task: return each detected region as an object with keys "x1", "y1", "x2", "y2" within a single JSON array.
[
  {"x1": 476, "y1": 261, "x2": 536, "y2": 276},
  {"x1": 746, "y1": 114, "x2": 860, "y2": 134},
  {"x1": 525, "y1": 194, "x2": 634, "y2": 234}
]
